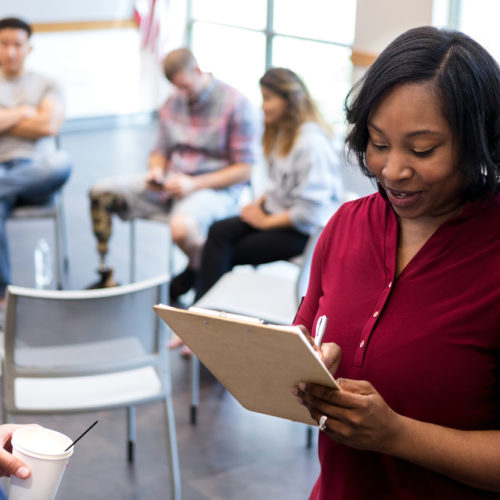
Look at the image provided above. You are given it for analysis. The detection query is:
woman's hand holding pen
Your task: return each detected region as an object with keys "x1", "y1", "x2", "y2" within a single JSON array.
[
  {"x1": 294, "y1": 317, "x2": 403, "y2": 454},
  {"x1": 317, "y1": 342, "x2": 342, "y2": 374},
  {"x1": 295, "y1": 324, "x2": 342, "y2": 375}
]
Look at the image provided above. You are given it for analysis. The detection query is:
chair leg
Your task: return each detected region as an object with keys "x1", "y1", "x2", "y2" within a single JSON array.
[
  {"x1": 53, "y1": 198, "x2": 63, "y2": 290},
  {"x1": 54, "y1": 193, "x2": 69, "y2": 289},
  {"x1": 1, "y1": 407, "x2": 8, "y2": 425},
  {"x1": 306, "y1": 425, "x2": 313, "y2": 448},
  {"x1": 129, "y1": 220, "x2": 136, "y2": 284},
  {"x1": 127, "y1": 406, "x2": 136, "y2": 463},
  {"x1": 54, "y1": 216, "x2": 63, "y2": 290},
  {"x1": 166, "y1": 224, "x2": 175, "y2": 280},
  {"x1": 191, "y1": 355, "x2": 200, "y2": 425},
  {"x1": 163, "y1": 395, "x2": 181, "y2": 500},
  {"x1": 59, "y1": 194, "x2": 70, "y2": 274}
]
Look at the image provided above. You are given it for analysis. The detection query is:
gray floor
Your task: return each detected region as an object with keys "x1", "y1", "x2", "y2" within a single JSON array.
[{"x1": 4, "y1": 120, "x2": 375, "y2": 500}]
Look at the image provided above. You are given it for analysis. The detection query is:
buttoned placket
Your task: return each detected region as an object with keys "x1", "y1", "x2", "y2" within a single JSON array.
[
  {"x1": 353, "y1": 206, "x2": 397, "y2": 367},
  {"x1": 353, "y1": 279, "x2": 393, "y2": 366}
]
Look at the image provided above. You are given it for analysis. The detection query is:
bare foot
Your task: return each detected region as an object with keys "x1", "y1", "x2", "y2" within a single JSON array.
[{"x1": 168, "y1": 334, "x2": 184, "y2": 350}]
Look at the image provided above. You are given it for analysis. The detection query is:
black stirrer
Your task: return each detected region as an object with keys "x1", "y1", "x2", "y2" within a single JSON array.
[{"x1": 64, "y1": 420, "x2": 98, "y2": 451}]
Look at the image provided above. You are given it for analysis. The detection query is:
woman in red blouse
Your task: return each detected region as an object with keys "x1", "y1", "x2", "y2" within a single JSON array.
[{"x1": 294, "y1": 26, "x2": 500, "y2": 499}]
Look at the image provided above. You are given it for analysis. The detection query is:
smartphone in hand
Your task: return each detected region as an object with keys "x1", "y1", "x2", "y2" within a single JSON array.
[{"x1": 147, "y1": 178, "x2": 164, "y2": 188}]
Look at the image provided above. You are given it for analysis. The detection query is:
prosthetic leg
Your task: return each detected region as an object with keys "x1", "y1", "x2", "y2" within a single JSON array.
[{"x1": 87, "y1": 191, "x2": 124, "y2": 288}]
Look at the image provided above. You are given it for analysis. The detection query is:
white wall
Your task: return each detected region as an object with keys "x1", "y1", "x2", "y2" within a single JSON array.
[
  {"x1": 354, "y1": 0, "x2": 434, "y2": 53},
  {"x1": 352, "y1": 0, "x2": 434, "y2": 81},
  {"x1": 0, "y1": 0, "x2": 188, "y2": 120},
  {"x1": 0, "y1": 0, "x2": 135, "y2": 23},
  {"x1": 27, "y1": 29, "x2": 161, "y2": 119}
]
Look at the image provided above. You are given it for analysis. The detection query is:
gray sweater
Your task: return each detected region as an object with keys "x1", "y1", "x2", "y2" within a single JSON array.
[{"x1": 263, "y1": 122, "x2": 344, "y2": 234}]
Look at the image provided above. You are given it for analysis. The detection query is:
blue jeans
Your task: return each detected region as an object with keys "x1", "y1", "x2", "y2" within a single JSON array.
[{"x1": 0, "y1": 152, "x2": 72, "y2": 296}]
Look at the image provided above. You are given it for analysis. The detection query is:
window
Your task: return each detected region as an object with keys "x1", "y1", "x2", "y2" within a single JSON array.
[
  {"x1": 191, "y1": 22, "x2": 266, "y2": 104},
  {"x1": 451, "y1": 0, "x2": 500, "y2": 62},
  {"x1": 188, "y1": 0, "x2": 356, "y2": 131}
]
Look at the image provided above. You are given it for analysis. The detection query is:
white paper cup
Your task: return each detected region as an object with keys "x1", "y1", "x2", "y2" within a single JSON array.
[{"x1": 9, "y1": 427, "x2": 73, "y2": 500}]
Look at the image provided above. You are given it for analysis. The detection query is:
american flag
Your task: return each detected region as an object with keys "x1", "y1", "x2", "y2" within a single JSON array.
[{"x1": 134, "y1": 0, "x2": 168, "y2": 53}]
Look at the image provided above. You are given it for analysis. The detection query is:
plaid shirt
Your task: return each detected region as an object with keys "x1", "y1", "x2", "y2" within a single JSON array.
[{"x1": 153, "y1": 77, "x2": 260, "y2": 184}]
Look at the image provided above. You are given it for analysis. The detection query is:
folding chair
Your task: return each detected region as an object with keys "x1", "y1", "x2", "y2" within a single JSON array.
[{"x1": 2, "y1": 274, "x2": 181, "y2": 500}]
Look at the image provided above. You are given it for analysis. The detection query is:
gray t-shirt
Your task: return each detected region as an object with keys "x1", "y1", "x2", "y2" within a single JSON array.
[
  {"x1": 0, "y1": 71, "x2": 63, "y2": 162},
  {"x1": 263, "y1": 122, "x2": 344, "y2": 235}
]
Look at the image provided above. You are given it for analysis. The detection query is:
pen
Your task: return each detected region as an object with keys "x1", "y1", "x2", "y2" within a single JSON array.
[{"x1": 314, "y1": 315, "x2": 328, "y2": 348}]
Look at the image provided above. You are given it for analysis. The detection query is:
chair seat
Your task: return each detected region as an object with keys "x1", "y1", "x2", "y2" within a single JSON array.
[
  {"x1": 14, "y1": 366, "x2": 163, "y2": 412},
  {"x1": 16, "y1": 337, "x2": 146, "y2": 369},
  {"x1": 195, "y1": 266, "x2": 299, "y2": 325},
  {"x1": 143, "y1": 212, "x2": 170, "y2": 223},
  {"x1": 9, "y1": 198, "x2": 58, "y2": 219}
]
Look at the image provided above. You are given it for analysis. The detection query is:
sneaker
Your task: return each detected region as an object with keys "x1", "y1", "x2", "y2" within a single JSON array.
[{"x1": 169, "y1": 266, "x2": 196, "y2": 302}]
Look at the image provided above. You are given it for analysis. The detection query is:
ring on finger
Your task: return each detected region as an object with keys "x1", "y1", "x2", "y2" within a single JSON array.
[{"x1": 318, "y1": 414, "x2": 328, "y2": 432}]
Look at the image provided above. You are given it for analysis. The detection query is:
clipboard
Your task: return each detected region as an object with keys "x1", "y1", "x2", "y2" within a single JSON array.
[{"x1": 154, "y1": 304, "x2": 339, "y2": 425}]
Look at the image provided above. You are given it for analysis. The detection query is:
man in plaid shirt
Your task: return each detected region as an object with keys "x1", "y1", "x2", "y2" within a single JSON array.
[{"x1": 89, "y1": 48, "x2": 261, "y2": 299}]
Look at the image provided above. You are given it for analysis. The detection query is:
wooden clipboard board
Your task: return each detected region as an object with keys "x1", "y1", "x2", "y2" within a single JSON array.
[{"x1": 154, "y1": 304, "x2": 339, "y2": 425}]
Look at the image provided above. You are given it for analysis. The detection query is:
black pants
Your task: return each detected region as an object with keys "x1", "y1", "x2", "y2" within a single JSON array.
[{"x1": 196, "y1": 216, "x2": 308, "y2": 300}]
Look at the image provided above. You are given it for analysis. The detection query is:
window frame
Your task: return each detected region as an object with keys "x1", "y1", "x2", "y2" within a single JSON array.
[{"x1": 185, "y1": 0, "x2": 353, "y2": 70}]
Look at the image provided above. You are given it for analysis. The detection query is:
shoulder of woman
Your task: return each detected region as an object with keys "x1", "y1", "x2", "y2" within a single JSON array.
[{"x1": 297, "y1": 121, "x2": 327, "y2": 137}]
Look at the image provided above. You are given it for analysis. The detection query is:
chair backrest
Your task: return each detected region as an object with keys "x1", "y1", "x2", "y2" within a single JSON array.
[
  {"x1": 293, "y1": 191, "x2": 361, "y2": 309},
  {"x1": 3, "y1": 275, "x2": 169, "y2": 399},
  {"x1": 294, "y1": 225, "x2": 323, "y2": 308}
]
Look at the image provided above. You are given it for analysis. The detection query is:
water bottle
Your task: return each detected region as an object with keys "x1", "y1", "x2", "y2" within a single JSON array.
[{"x1": 34, "y1": 238, "x2": 52, "y2": 289}]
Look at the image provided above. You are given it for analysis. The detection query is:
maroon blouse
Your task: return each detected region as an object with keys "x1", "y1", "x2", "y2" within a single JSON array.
[{"x1": 296, "y1": 192, "x2": 500, "y2": 499}]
